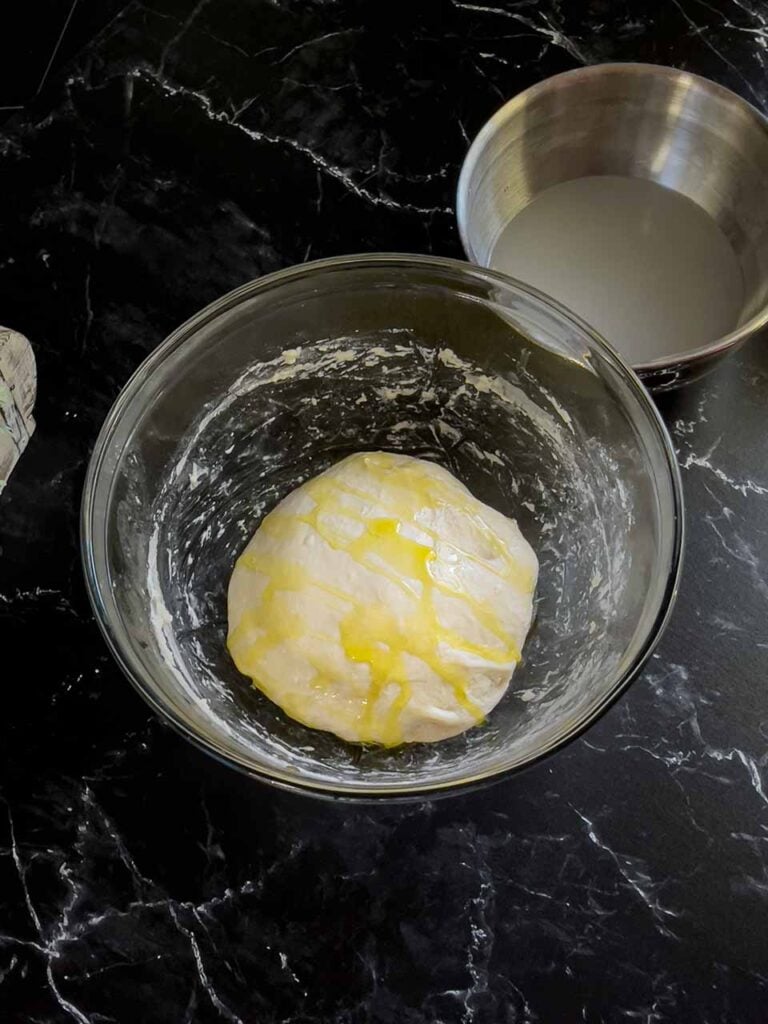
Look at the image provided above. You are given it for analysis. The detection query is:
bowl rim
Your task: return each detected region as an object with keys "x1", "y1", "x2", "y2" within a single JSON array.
[
  {"x1": 81, "y1": 252, "x2": 684, "y2": 799},
  {"x1": 456, "y1": 61, "x2": 768, "y2": 372}
]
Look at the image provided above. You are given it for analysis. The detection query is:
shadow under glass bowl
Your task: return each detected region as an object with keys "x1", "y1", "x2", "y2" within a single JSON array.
[{"x1": 82, "y1": 254, "x2": 683, "y2": 799}]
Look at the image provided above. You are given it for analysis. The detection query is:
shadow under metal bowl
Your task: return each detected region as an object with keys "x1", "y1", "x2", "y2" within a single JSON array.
[
  {"x1": 82, "y1": 254, "x2": 683, "y2": 798},
  {"x1": 457, "y1": 63, "x2": 768, "y2": 391}
]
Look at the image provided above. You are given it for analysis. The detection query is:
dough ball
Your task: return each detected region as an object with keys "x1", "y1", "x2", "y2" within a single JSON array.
[{"x1": 227, "y1": 452, "x2": 537, "y2": 745}]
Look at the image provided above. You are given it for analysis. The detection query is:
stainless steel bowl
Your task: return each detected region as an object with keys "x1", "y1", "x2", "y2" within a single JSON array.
[
  {"x1": 457, "y1": 63, "x2": 768, "y2": 391},
  {"x1": 82, "y1": 254, "x2": 683, "y2": 799}
]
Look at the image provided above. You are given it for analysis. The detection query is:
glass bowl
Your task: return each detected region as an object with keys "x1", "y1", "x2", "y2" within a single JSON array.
[{"x1": 81, "y1": 254, "x2": 683, "y2": 799}]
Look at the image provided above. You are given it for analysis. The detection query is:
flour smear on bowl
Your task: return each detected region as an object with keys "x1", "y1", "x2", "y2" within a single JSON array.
[{"x1": 143, "y1": 334, "x2": 632, "y2": 779}]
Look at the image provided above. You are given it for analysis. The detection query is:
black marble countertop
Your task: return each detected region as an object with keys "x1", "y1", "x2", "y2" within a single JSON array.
[{"x1": 2, "y1": 2, "x2": 768, "y2": 1021}]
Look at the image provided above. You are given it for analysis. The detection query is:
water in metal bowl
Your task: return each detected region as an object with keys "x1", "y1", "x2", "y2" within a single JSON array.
[{"x1": 458, "y1": 64, "x2": 768, "y2": 391}]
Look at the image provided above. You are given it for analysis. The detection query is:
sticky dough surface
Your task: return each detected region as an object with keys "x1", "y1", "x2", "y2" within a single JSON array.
[{"x1": 227, "y1": 452, "x2": 538, "y2": 745}]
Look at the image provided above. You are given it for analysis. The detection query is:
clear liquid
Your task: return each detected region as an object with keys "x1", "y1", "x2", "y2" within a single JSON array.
[{"x1": 490, "y1": 175, "x2": 744, "y2": 363}]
